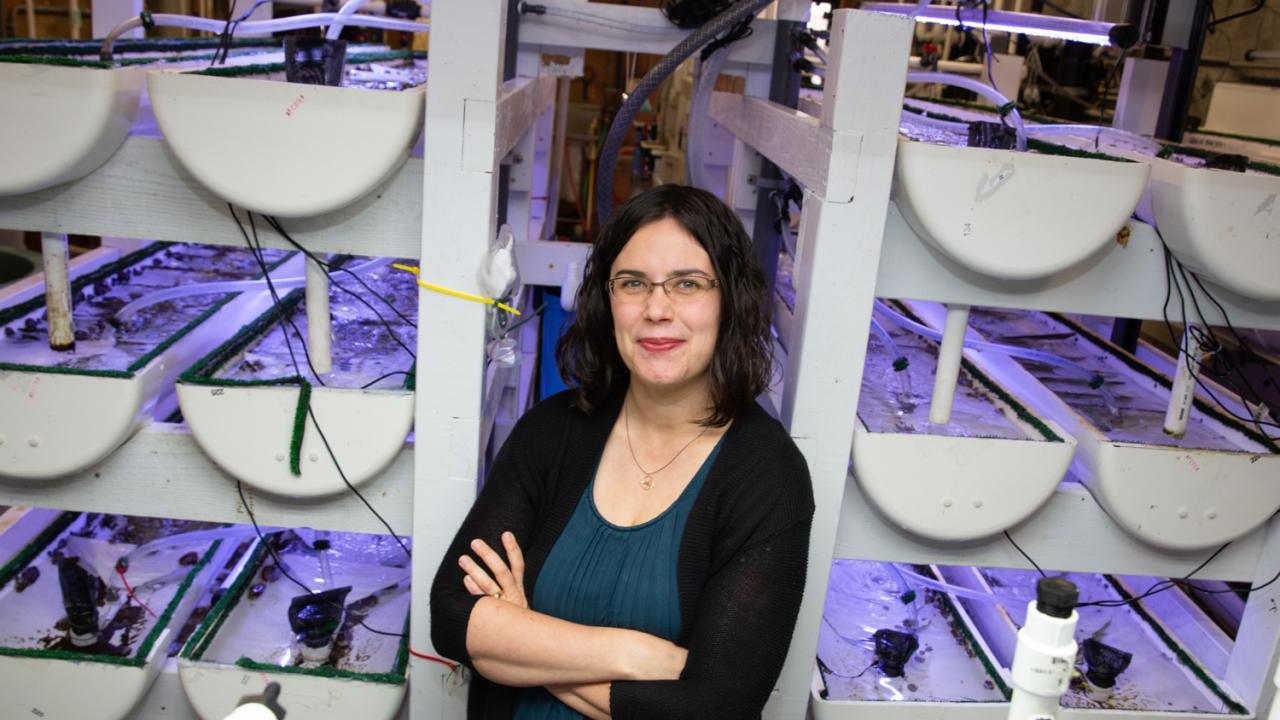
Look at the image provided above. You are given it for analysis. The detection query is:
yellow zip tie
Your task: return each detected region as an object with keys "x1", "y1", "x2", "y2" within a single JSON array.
[{"x1": 392, "y1": 263, "x2": 521, "y2": 316}]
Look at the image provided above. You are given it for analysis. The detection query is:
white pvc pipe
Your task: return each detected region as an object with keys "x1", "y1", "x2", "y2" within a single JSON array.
[
  {"x1": 101, "y1": 11, "x2": 428, "y2": 59},
  {"x1": 909, "y1": 55, "x2": 983, "y2": 75},
  {"x1": 306, "y1": 255, "x2": 332, "y2": 374},
  {"x1": 326, "y1": 0, "x2": 368, "y2": 40},
  {"x1": 41, "y1": 233, "x2": 74, "y2": 352},
  {"x1": 906, "y1": 71, "x2": 1027, "y2": 150},
  {"x1": 1163, "y1": 327, "x2": 1203, "y2": 437},
  {"x1": 929, "y1": 303, "x2": 970, "y2": 424},
  {"x1": 1008, "y1": 600, "x2": 1078, "y2": 720}
]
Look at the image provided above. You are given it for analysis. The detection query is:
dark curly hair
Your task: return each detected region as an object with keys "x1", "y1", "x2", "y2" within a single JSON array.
[{"x1": 556, "y1": 184, "x2": 772, "y2": 427}]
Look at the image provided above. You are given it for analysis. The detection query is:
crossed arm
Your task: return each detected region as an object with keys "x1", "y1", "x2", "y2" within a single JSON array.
[{"x1": 456, "y1": 533, "x2": 687, "y2": 719}]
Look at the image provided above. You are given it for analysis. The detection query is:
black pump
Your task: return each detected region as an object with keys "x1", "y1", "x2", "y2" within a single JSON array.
[
  {"x1": 872, "y1": 628, "x2": 920, "y2": 677},
  {"x1": 1082, "y1": 637, "x2": 1133, "y2": 689}
]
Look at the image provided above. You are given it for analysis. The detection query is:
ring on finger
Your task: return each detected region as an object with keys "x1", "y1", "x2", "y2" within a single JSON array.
[{"x1": 492, "y1": 590, "x2": 504, "y2": 600}]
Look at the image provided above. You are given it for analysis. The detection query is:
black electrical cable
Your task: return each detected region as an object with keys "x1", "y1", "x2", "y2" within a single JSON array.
[
  {"x1": 1156, "y1": 232, "x2": 1280, "y2": 433},
  {"x1": 229, "y1": 204, "x2": 413, "y2": 563},
  {"x1": 230, "y1": 206, "x2": 328, "y2": 387},
  {"x1": 1208, "y1": 0, "x2": 1267, "y2": 31},
  {"x1": 595, "y1": 0, "x2": 775, "y2": 226},
  {"x1": 258, "y1": 216, "x2": 418, "y2": 366},
  {"x1": 1004, "y1": 530, "x2": 1047, "y2": 577},
  {"x1": 360, "y1": 370, "x2": 414, "y2": 389},
  {"x1": 1189, "y1": 272, "x2": 1280, "y2": 394},
  {"x1": 1171, "y1": 254, "x2": 1279, "y2": 414},
  {"x1": 305, "y1": 403, "x2": 414, "y2": 560},
  {"x1": 234, "y1": 481, "x2": 407, "y2": 638},
  {"x1": 1097, "y1": 49, "x2": 1127, "y2": 126},
  {"x1": 1075, "y1": 541, "x2": 1235, "y2": 608},
  {"x1": 261, "y1": 215, "x2": 419, "y2": 332}
]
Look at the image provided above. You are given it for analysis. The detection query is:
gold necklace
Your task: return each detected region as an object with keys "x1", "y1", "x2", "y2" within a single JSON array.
[{"x1": 623, "y1": 398, "x2": 710, "y2": 491}]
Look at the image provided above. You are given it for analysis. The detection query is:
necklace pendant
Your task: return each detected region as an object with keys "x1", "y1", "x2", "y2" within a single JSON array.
[{"x1": 639, "y1": 475, "x2": 655, "y2": 491}]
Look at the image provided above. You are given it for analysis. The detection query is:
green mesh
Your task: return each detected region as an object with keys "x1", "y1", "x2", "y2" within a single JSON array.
[
  {"x1": 936, "y1": 590, "x2": 1013, "y2": 700},
  {"x1": 0, "y1": 37, "x2": 279, "y2": 55},
  {"x1": 123, "y1": 250, "x2": 295, "y2": 374},
  {"x1": 1024, "y1": 138, "x2": 1136, "y2": 164},
  {"x1": 1157, "y1": 143, "x2": 1280, "y2": 177},
  {"x1": 193, "y1": 49, "x2": 418, "y2": 79},
  {"x1": 901, "y1": 106, "x2": 1134, "y2": 164},
  {"x1": 0, "y1": 531, "x2": 221, "y2": 668},
  {"x1": 182, "y1": 538, "x2": 408, "y2": 684},
  {"x1": 0, "y1": 46, "x2": 282, "y2": 70},
  {"x1": 1103, "y1": 575, "x2": 1248, "y2": 714},
  {"x1": 289, "y1": 380, "x2": 313, "y2": 476},
  {"x1": 0, "y1": 512, "x2": 79, "y2": 590},
  {"x1": 179, "y1": 289, "x2": 306, "y2": 384},
  {"x1": 178, "y1": 255, "x2": 353, "y2": 387},
  {"x1": 183, "y1": 541, "x2": 268, "y2": 660},
  {"x1": 129, "y1": 539, "x2": 223, "y2": 666},
  {"x1": 0, "y1": 362, "x2": 132, "y2": 379},
  {"x1": 1048, "y1": 313, "x2": 1280, "y2": 453},
  {"x1": 888, "y1": 301, "x2": 1064, "y2": 443},
  {"x1": 233, "y1": 654, "x2": 407, "y2": 685},
  {"x1": 0, "y1": 54, "x2": 156, "y2": 69},
  {"x1": 1190, "y1": 128, "x2": 1280, "y2": 148},
  {"x1": 0, "y1": 242, "x2": 167, "y2": 330},
  {"x1": 1, "y1": 243, "x2": 292, "y2": 378}
]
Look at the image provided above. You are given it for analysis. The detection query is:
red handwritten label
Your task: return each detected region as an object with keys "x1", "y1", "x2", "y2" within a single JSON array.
[
  {"x1": 1185, "y1": 455, "x2": 1201, "y2": 472},
  {"x1": 285, "y1": 94, "x2": 305, "y2": 117}
]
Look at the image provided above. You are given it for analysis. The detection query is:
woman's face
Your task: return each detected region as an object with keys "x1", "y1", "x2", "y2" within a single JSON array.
[{"x1": 609, "y1": 217, "x2": 721, "y2": 396}]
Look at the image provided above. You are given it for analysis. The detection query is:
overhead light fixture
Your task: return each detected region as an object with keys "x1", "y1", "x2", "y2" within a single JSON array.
[{"x1": 861, "y1": 2, "x2": 1138, "y2": 48}]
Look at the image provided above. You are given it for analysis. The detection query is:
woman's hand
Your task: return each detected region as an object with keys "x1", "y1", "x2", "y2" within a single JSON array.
[{"x1": 459, "y1": 531, "x2": 528, "y2": 609}]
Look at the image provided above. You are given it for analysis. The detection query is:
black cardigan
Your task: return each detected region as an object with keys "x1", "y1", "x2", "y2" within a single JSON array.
[{"x1": 429, "y1": 387, "x2": 815, "y2": 719}]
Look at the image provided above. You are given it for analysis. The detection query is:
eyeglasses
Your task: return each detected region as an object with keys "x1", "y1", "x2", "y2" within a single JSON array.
[{"x1": 607, "y1": 274, "x2": 719, "y2": 302}]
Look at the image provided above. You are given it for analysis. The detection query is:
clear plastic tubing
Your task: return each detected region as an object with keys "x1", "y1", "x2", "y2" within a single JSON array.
[
  {"x1": 1023, "y1": 123, "x2": 1166, "y2": 155},
  {"x1": 874, "y1": 301, "x2": 1120, "y2": 415},
  {"x1": 904, "y1": 71, "x2": 1027, "y2": 150},
  {"x1": 901, "y1": 109, "x2": 1165, "y2": 157},
  {"x1": 870, "y1": 317, "x2": 905, "y2": 363},
  {"x1": 114, "y1": 256, "x2": 392, "y2": 321},
  {"x1": 894, "y1": 565, "x2": 1011, "y2": 605},
  {"x1": 101, "y1": 11, "x2": 428, "y2": 59},
  {"x1": 887, "y1": 562, "x2": 922, "y2": 628},
  {"x1": 121, "y1": 526, "x2": 257, "y2": 566}
]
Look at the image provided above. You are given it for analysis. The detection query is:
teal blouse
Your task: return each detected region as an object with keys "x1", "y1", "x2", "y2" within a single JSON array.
[{"x1": 512, "y1": 440, "x2": 723, "y2": 720}]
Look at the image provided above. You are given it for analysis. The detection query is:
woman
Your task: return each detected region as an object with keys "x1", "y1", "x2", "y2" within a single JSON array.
[{"x1": 430, "y1": 184, "x2": 814, "y2": 720}]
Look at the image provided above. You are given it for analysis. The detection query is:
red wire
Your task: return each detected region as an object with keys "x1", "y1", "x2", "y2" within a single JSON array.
[
  {"x1": 409, "y1": 647, "x2": 459, "y2": 671},
  {"x1": 116, "y1": 564, "x2": 158, "y2": 618}
]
